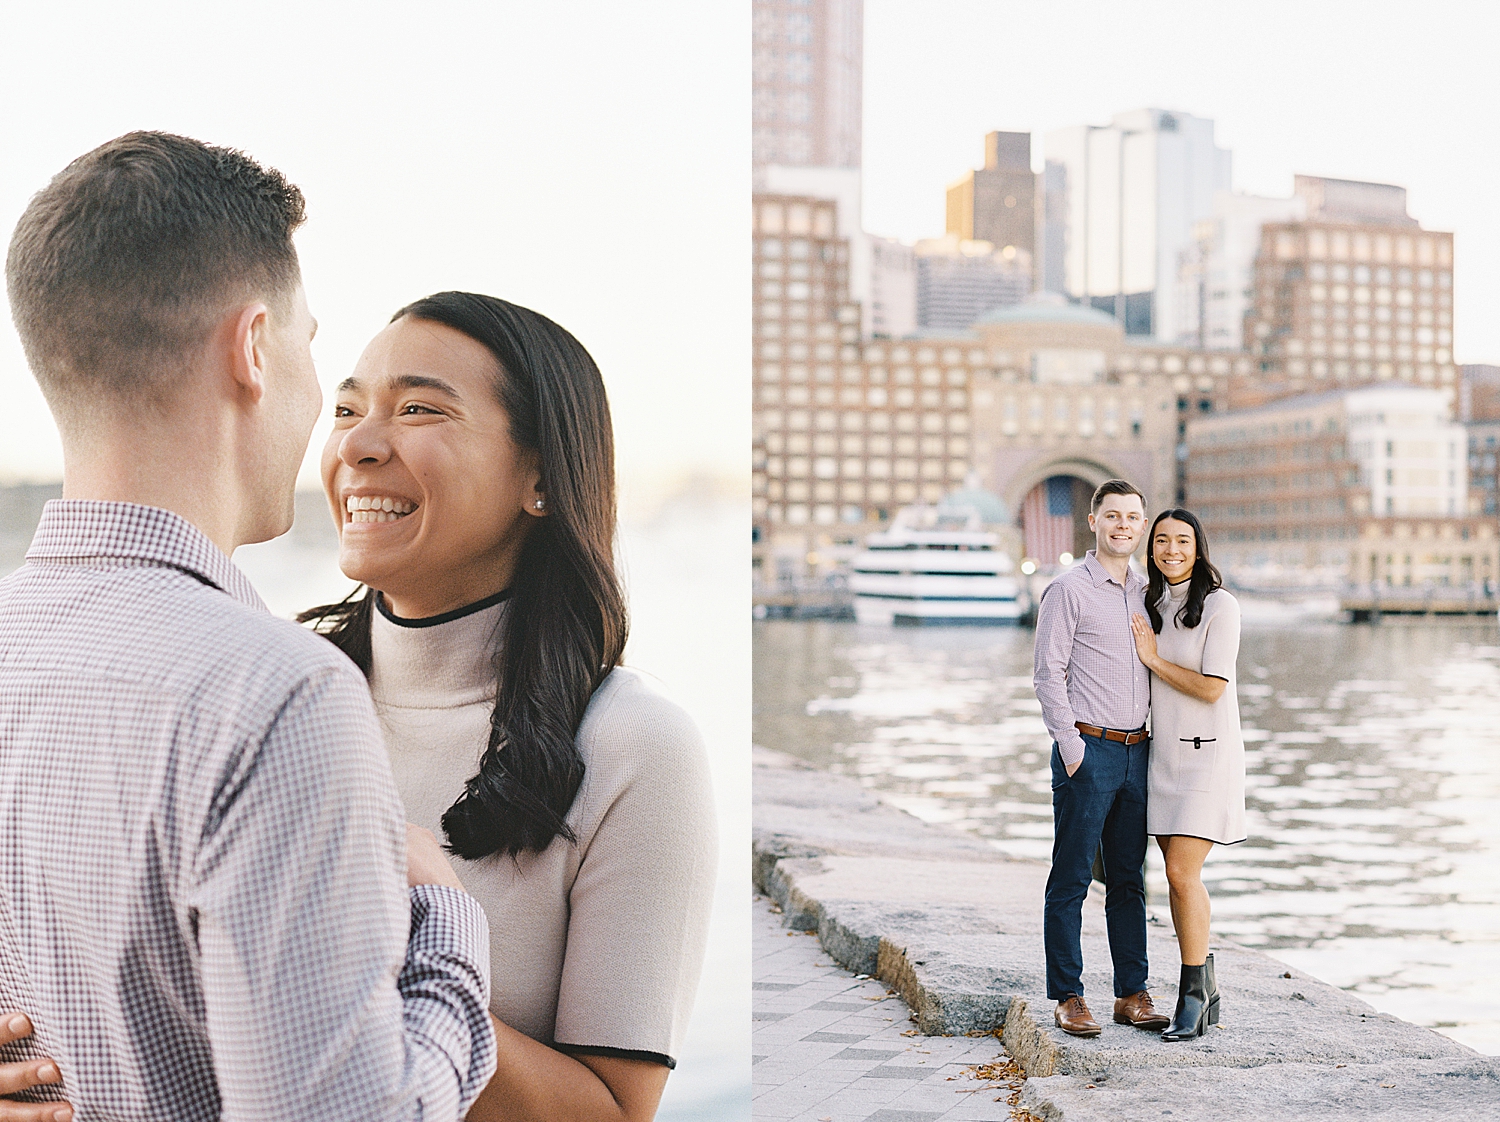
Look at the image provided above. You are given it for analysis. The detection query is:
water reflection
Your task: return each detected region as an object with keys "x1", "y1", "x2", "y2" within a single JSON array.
[{"x1": 753, "y1": 616, "x2": 1500, "y2": 1055}]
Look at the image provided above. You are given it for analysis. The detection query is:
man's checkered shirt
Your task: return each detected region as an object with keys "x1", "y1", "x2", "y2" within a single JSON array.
[
  {"x1": 0, "y1": 502, "x2": 497, "y2": 1120},
  {"x1": 1032, "y1": 550, "x2": 1151, "y2": 768}
]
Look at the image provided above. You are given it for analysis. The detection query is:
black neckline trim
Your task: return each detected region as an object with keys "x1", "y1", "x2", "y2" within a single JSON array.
[{"x1": 375, "y1": 587, "x2": 511, "y2": 629}]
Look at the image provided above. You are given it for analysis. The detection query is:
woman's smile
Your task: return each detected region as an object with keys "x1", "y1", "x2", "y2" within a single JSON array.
[{"x1": 342, "y1": 492, "x2": 420, "y2": 525}]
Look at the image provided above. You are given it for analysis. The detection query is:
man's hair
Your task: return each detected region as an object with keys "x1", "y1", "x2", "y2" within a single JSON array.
[
  {"x1": 1090, "y1": 478, "x2": 1145, "y2": 514},
  {"x1": 6, "y1": 131, "x2": 306, "y2": 405}
]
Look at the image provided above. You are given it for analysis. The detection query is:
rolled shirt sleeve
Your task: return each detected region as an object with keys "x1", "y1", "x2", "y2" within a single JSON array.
[
  {"x1": 1200, "y1": 593, "x2": 1241, "y2": 681},
  {"x1": 1033, "y1": 580, "x2": 1087, "y2": 767},
  {"x1": 191, "y1": 665, "x2": 496, "y2": 1121}
]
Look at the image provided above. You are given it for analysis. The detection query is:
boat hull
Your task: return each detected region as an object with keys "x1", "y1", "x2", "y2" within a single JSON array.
[{"x1": 853, "y1": 595, "x2": 1027, "y2": 626}]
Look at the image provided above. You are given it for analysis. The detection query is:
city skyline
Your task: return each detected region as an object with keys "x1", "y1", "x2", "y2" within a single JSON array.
[{"x1": 860, "y1": 0, "x2": 1500, "y2": 363}]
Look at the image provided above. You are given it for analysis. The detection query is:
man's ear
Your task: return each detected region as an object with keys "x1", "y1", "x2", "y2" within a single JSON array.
[
  {"x1": 1086, "y1": 512, "x2": 1097, "y2": 532},
  {"x1": 227, "y1": 302, "x2": 272, "y2": 404}
]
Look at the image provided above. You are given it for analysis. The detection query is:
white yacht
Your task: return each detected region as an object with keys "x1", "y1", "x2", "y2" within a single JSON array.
[{"x1": 848, "y1": 501, "x2": 1029, "y2": 625}]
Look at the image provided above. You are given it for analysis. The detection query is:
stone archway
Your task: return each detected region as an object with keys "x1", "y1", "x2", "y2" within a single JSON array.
[
  {"x1": 1004, "y1": 455, "x2": 1128, "y2": 567},
  {"x1": 1001, "y1": 454, "x2": 1122, "y2": 515}
]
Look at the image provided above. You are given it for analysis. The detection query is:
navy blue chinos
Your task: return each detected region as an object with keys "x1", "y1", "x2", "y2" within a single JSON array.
[{"x1": 1043, "y1": 731, "x2": 1150, "y2": 1001}]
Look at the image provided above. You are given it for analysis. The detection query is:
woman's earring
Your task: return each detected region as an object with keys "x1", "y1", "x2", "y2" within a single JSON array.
[{"x1": 533, "y1": 498, "x2": 546, "y2": 511}]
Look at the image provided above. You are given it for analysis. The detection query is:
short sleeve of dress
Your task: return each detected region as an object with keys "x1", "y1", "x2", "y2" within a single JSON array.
[
  {"x1": 1200, "y1": 591, "x2": 1241, "y2": 681},
  {"x1": 552, "y1": 677, "x2": 718, "y2": 1067}
]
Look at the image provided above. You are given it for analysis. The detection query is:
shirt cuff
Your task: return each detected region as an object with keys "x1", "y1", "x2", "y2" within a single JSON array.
[
  {"x1": 403, "y1": 885, "x2": 497, "y2": 1115},
  {"x1": 1056, "y1": 731, "x2": 1086, "y2": 768}
]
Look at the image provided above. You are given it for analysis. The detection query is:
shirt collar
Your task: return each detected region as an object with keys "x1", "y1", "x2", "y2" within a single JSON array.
[
  {"x1": 25, "y1": 500, "x2": 267, "y2": 612},
  {"x1": 1082, "y1": 548, "x2": 1145, "y2": 592}
]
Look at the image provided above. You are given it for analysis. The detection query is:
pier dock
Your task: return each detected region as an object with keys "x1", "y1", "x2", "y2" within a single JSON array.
[{"x1": 1340, "y1": 584, "x2": 1497, "y2": 621}]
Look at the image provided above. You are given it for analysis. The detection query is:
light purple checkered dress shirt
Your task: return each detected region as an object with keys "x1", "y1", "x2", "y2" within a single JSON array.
[
  {"x1": 1032, "y1": 550, "x2": 1150, "y2": 768},
  {"x1": 0, "y1": 501, "x2": 496, "y2": 1121}
]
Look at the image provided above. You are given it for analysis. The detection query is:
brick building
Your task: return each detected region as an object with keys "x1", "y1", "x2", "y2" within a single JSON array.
[
  {"x1": 1242, "y1": 177, "x2": 1456, "y2": 406},
  {"x1": 1186, "y1": 384, "x2": 1467, "y2": 578},
  {"x1": 753, "y1": 194, "x2": 1257, "y2": 576}
]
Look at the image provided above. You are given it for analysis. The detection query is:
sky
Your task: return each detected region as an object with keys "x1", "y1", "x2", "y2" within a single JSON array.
[
  {"x1": 0, "y1": 1, "x2": 748, "y2": 511},
  {"x1": 863, "y1": 0, "x2": 1500, "y2": 364}
]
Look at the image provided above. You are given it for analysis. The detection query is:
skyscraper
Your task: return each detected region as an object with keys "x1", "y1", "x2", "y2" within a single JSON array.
[
  {"x1": 751, "y1": 0, "x2": 862, "y2": 171},
  {"x1": 1043, "y1": 108, "x2": 1231, "y2": 341},
  {"x1": 913, "y1": 235, "x2": 1029, "y2": 331},
  {"x1": 945, "y1": 131, "x2": 1036, "y2": 265},
  {"x1": 752, "y1": 0, "x2": 873, "y2": 334}
]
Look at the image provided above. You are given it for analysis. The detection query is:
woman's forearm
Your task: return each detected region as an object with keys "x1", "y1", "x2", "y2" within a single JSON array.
[
  {"x1": 1146, "y1": 654, "x2": 1227, "y2": 704},
  {"x1": 466, "y1": 1015, "x2": 669, "y2": 1122}
]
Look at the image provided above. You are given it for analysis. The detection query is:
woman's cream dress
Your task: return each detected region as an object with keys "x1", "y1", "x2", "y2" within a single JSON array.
[
  {"x1": 1146, "y1": 582, "x2": 1247, "y2": 844},
  {"x1": 369, "y1": 597, "x2": 717, "y2": 1066}
]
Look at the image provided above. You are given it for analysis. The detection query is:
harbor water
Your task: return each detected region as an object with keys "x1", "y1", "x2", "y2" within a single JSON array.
[{"x1": 754, "y1": 610, "x2": 1500, "y2": 1056}]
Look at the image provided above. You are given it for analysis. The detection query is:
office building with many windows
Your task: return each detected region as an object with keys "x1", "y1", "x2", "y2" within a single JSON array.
[
  {"x1": 1186, "y1": 384, "x2": 1468, "y2": 578},
  {"x1": 1241, "y1": 178, "x2": 1456, "y2": 405},
  {"x1": 945, "y1": 131, "x2": 1037, "y2": 266},
  {"x1": 751, "y1": 0, "x2": 862, "y2": 170},
  {"x1": 913, "y1": 235, "x2": 1029, "y2": 331}
]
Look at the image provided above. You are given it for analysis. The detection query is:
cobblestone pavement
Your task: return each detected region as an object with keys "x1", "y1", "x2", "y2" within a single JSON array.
[{"x1": 753, "y1": 894, "x2": 1022, "y2": 1122}]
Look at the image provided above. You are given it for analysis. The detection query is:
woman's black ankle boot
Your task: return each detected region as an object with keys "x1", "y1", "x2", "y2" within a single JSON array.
[
  {"x1": 1161, "y1": 963, "x2": 1210, "y2": 1041},
  {"x1": 1205, "y1": 953, "x2": 1220, "y2": 1026}
]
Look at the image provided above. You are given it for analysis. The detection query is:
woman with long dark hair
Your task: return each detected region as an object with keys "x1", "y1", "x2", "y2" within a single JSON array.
[
  {"x1": 301, "y1": 292, "x2": 717, "y2": 1121},
  {"x1": 1127, "y1": 508, "x2": 1245, "y2": 1042}
]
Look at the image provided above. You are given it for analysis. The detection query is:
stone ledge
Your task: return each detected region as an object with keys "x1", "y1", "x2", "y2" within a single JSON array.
[{"x1": 752, "y1": 747, "x2": 1497, "y2": 1116}]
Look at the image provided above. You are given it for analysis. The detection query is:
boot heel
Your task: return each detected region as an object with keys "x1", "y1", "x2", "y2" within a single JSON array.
[{"x1": 1208, "y1": 995, "x2": 1220, "y2": 1026}]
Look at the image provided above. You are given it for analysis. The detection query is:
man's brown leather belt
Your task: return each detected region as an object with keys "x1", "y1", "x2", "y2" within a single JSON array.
[{"x1": 1075, "y1": 721, "x2": 1149, "y2": 745}]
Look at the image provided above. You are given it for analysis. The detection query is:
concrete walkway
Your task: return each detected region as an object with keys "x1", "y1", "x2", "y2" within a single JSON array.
[
  {"x1": 754, "y1": 892, "x2": 1025, "y2": 1122},
  {"x1": 752, "y1": 747, "x2": 1500, "y2": 1121}
]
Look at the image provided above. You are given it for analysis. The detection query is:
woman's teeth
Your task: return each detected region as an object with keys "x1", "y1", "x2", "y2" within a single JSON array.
[{"x1": 345, "y1": 496, "x2": 416, "y2": 523}]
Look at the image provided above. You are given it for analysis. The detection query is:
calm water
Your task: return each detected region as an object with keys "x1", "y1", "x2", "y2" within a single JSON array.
[
  {"x1": 2, "y1": 491, "x2": 750, "y2": 1121},
  {"x1": 754, "y1": 612, "x2": 1500, "y2": 1056}
]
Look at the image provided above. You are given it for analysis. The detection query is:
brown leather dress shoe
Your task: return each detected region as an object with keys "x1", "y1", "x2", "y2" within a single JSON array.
[
  {"x1": 1113, "y1": 990, "x2": 1170, "y2": 1030},
  {"x1": 1054, "y1": 994, "x2": 1102, "y2": 1037}
]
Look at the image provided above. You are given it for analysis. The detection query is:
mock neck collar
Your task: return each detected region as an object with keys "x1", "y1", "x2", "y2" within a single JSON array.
[
  {"x1": 26, "y1": 500, "x2": 265, "y2": 611},
  {"x1": 375, "y1": 586, "x2": 511, "y2": 628},
  {"x1": 367, "y1": 593, "x2": 506, "y2": 709}
]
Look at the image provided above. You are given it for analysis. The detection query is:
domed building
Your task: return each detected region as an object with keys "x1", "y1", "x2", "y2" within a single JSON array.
[{"x1": 750, "y1": 195, "x2": 1254, "y2": 581}]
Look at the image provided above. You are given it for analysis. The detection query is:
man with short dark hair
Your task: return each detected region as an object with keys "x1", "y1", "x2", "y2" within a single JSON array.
[
  {"x1": 1032, "y1": 478, "x2": 1168, "y2": 1037},
  {"x1": 0, "y1": 132, "x2": 496, "y2": 1120}
]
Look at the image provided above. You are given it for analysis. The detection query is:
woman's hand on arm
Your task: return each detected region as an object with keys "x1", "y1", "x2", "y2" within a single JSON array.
[
  {"x1": 1128, "y1": 612, "x2": 1160, "y2": 668},
  {"x1": 0, "y1": 1014, "x2": 72, "y2": 1122},
  {"x1": 464, "y1": 1014, "x2": 669, "y2": 1122},
  {"x1": 1130, "y1": 614, "x2": 1227, "y2": 704}
]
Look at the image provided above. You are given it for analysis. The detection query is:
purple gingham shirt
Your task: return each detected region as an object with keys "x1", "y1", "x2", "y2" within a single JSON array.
[
  {"x1": 0, "y1": 501, "x2": 496, "y2": 1120},
  {"x1": 1032, "y1": 550, "x2": 1150, "y2": 767}
]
